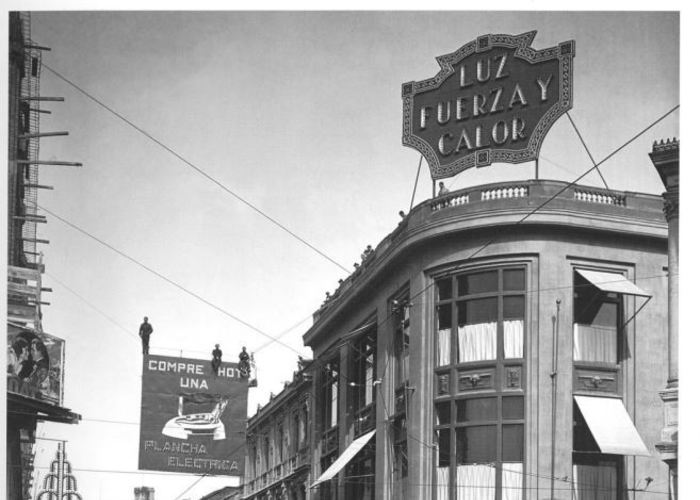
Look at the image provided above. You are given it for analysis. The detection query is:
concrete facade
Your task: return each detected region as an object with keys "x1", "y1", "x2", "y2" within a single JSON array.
[{"x1": 303, "y1": 179, "x2": 669, "y2": 500}]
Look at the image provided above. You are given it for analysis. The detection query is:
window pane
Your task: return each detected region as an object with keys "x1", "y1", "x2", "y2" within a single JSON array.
[
  {"x1": 504, "y1": 269, "x2": 525, "y2": 291},
  {"x1": 502, "y1": 424, "x2": 524, "y2": 461},
  {"x1": 458, "y1": 271, "x2": 498, "y2": 295},
  {"x1": 436, "y1": 402, "x2": 451, "y2": 426},
  {"x1": 465, "y1": 298, "x2": 498, "y2": 324},
  {"x1": 573, "y1": 461, "x2": 618, "y2": 499},
  {"x1": 504, "y1": 296, "x2": 525, "y2": 319},
  {"x1": 437, "y1": 278, "x2": 452, "y2": 300},
  {"x1": 573, "y1": 324, "x2": 617, "y2": 363},
  {"x1": 456, "y1": 398, "x2": 497, "y2": 422},
  {"x1": 457, "y1": 299, "x2": 498, "y2": 362},
  {"x1": 437, "y1": 305, "x2": 452, "y2": 366},
  {"x1": 592, "y1": 302, "x2": 618, "y2": 328},
  {"x1": 438, "y1": 304, "x2": 452, "y2": 329},
  {"x1": 438, "y1": 429, "x2": 450, "y2": 467},
  {"x1": 502, "y1": 396, "x2": 524, "y2": 420},
  {"x1": 456, "y1": 425, "x2": 497, "y2": 463}
]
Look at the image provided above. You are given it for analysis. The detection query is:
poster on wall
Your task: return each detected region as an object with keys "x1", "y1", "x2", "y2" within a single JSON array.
[
  {"x1": 7, "y1": 327, "x2": 65, "y2": 405},
  {"x1": 138, "y1": 354, "x2": 249, "y2": 476}
]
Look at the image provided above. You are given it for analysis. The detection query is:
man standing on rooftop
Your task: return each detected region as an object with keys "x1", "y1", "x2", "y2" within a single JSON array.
[{"x1": 139, "y1": 317, "x2": 153, "y2": 355}]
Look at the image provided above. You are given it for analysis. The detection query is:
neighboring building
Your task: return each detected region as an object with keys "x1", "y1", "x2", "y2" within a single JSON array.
[
  {"x1": 650, "y1": 139, "x2": 679, "y2": 499},
  {"x1": 7, "y1": 11, "x2": 81, "y2": 500},
  {"x1": 200, "y1": 485, "x2": 243, "y2": 500},
  {"x1": 243, "y1": 359, "x2": 312, "y2": 500},
  {"x1": 303, "y1": 178, "x2": 670, "y2": 500}
]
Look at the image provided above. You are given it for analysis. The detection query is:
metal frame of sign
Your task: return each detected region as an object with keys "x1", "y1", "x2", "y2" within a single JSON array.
[{"x1": 402, "y1": 31, "x2": 575, "y2": 180}]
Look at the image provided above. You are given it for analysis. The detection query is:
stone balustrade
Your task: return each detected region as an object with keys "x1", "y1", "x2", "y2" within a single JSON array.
[{"x1": 574, "y1": 188, "x2": 626, "y2": 206}]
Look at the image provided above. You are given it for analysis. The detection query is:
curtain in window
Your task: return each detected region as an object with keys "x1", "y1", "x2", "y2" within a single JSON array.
[
  {"x1": 573, "y1": 324, "x2": 617, "y2": 363},
  {"x1": 573, "y1": 463, "x2": 617, "y2": 500},
  {"x1": 501, "y1": 462, "x2": 523, "y2": 500},
  {"x1": 503, "y1": 320, "x2": 524, "y2": 359},
  {"x1": 455, "y1": 464, "x2": 496, "y2": 500},
  {"x1": 438, "y1": 329, "x2": 451, "y2": 366},
  {"x1": 331, "y1": 383, "x2": 338, "y2": 427},
  {"x1": 364, "y1": 359, "x2": 374, "y2": 405},
  {"x1": 299, "y1": 411, "x2": 306, "y2": 447},
  {"x1": 458, "y1": 322, "x2": 497, "y2": 362},
  {"x1": 436, "y1": 466, "x2": 450, "y2": 500}
]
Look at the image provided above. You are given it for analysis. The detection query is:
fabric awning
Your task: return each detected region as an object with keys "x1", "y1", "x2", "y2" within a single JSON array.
[
  {"x1": 311, "y1": 430, "x2": 376, "y2": 487},
  {"x1": 574, "y1": 395, "x2": 649, "y2": 456},
  {"x1": 576, "y1": 269, "x2": 651, "y2": 297}
]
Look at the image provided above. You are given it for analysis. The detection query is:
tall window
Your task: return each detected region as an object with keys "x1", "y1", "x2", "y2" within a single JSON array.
[
  {"x1": 348, "y1": 442, "x2": 376, "y2": 500},
  {"x1": 352, "y1": 328, "x2": 377, "y2": 436},
  {"x1": 263, "y1": 435, "x2": 270, "y2": 472},
  {"x1": 320, "y1": 452, "x2": 339, "y2": 500},
  {"x1": 277, "y1": 422, "x2": 285, "y2": 464},
  {"x1": 573, "y1": 272, "x2": 621, "y2": 365},
  {"x1": 320, "y1": 358, "x2": 340, "y2": 498},
  {"x1": 434, "y1": 267, "x2": 526, "y2": 500},
  {"x1": 572, "y1": 403, "x2": 621, "y2": 500},
  {"x1": 394, "y1": 298, "x2": 411, "y2": 389},
  {"x1": 321, "y1": 359, "x2": 340, "y2": 430},
  {"x1": 299, "y1": 404, "x2": 307, "y2": 449},
  {"x1": 392, "y1": 414, "x2": 409, "y2": 496},
  {"x1": 392, "y1": 295, "x2": 411, "y2": 496}
]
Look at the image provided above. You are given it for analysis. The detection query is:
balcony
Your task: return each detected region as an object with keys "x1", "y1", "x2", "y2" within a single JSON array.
[
  {"x1": 244, "y1": 448, "x2": 310, "y2": 498},
  {"x1": 321, "y1": 426, "x2": 339, "y2": 456},
  {"x1": 354, "y1": 403, "x2": 376, "y2": 437}
]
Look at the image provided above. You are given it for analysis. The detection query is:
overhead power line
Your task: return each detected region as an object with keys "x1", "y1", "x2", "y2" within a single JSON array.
[
  {"x1": 42, "y1": 63, "x2": 351, "y2": 274},
  {"x1": 35, "y1": 202, "x2": 306, "y2": 357}
]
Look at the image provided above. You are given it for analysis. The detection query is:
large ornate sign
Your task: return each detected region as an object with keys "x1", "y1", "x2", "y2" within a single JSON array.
[
  {"x1": 402, "y1": 31, "x2": 574, "y2": 179},
  {"x1": 138, "y1": 354, "x2": 248, "y2": 476}
]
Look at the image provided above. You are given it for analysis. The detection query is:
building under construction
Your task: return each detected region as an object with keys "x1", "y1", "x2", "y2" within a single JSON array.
[{"x1": 7, "y1": 11, "x2": 82, "y2": 500}]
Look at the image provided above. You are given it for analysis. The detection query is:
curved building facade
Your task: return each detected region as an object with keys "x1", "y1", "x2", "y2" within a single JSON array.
[{"x1": 304, "y1": 179, "x2": 669, "y2": 500}]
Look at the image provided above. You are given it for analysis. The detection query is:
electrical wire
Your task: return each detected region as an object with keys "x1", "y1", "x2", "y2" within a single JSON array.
[
  {"x1": 41, "y1": 63, "x2": 350, "y2": 275},
  {"x1": 30, "y1": 100, "x2": 677, "y2": 498},
  {"x1": 565, "y1": 111, "x2": 610, "y2": 190},
  {"x1": 33, "y1": 202, "x2": 305, "y2": 357},
  {"x1": 46, "y1": 269, "x2": 311, "y2": 358},
  {"x1": 237, "y1": 104, "x2": 680, "y2": 498}
]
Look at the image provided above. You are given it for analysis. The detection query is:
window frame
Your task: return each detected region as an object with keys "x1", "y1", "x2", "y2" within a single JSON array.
[
  {"x1": 572, "y1": 269, "x2": 624, "y2": 368},
  {"x1": 433, "y1": 264, "x2": 527, "y2": 500}
]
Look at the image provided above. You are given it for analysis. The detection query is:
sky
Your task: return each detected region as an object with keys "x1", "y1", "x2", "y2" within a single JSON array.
[{"x1": 3, "y1": 6, "x2": 685, "y2": 500}]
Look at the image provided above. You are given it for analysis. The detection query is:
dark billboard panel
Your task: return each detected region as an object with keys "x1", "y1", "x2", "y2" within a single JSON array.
[{"x1": 138, "y1": 354, "x2": 248, "y2": 476}]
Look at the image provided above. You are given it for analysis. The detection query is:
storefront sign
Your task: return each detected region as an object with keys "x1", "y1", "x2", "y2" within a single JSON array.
[
  {"x1": 402, "y1": 31, "x2": 574, "y2": 179},
  {"x1": 7, "y1": 326, "x2": 65, "y2": 406},
  {"x1": 138, "y1": 354, "x2": 248, "y2": 476}
]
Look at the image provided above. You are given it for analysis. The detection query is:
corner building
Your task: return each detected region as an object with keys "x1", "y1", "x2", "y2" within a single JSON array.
[{"x1": 304, "y1": 179, "x2": 669, "y2": 500}]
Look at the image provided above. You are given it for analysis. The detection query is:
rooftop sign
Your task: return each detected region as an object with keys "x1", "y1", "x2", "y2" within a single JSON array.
[{"x1": 402, "y1": 31, "x2": 574, "y2": 179}]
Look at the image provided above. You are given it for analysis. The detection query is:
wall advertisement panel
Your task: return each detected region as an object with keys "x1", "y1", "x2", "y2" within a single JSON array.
[
  {"x1": 7, "y1": 326, "x2": 65, "y2": 405},
  {"x1": 138, "y1": 354, "x2": 248, "y2": 476}
]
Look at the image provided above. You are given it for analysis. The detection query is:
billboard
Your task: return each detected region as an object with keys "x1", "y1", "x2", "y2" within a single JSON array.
[
  {"x1": 402, "y1": 31, "x2": 574, "y2": 179},
  {"x1": 138, "y1": 354, "x2": 248, "y2": 476},
  {"x1": 7, "y1": 326, "x2": 65, "y2": 405}
]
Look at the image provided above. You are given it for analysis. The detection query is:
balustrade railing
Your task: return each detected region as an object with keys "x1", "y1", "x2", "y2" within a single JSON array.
[
  {"x1": 574, "y1": 188, "x2": 626, "y2": 206},
  {"x1": 431, "y1": 192, "x2": 469, "y2": 211},
  {"x1": 481, "y1": 184, "x2": 529, "y2": 200}
]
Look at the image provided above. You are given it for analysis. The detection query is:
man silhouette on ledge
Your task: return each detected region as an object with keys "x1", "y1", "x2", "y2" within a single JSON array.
[{"x1": 139, "y1": 317, "x2": 153, "y2": 355}]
